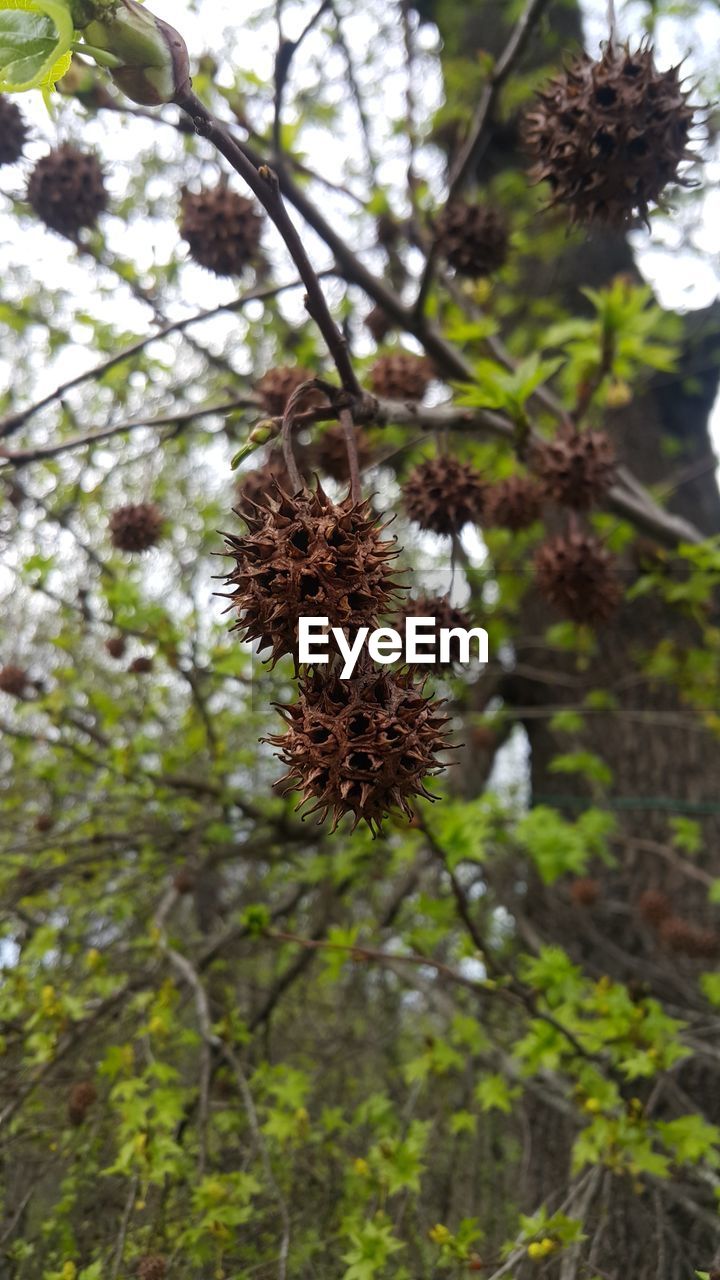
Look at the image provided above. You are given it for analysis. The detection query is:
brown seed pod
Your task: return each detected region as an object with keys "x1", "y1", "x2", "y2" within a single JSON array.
[
  {"x1": 0, "y1": 95, "x2": 28, "y2": 167},
  {"x1": 68, "y1": 1080, "x2": 97, "y2": 1126},
  {"x1": 173, "y1": 868, "x2": 195, "y2": 894},
  {"x1": 255, "y1": 366, "x2": 325, "y2": 418},
  {"x1": 223, "y1": 485, "x2": 404, "y2": 667},
  {"x1": 268, "y1": 665, "x2": 449, "y2": 833},
  {"x1": 435, "y1": 200, "x2": 510, "y2": 277},
  {"x1": 637, "y1": 888, "x2": 672, "y2": 927},
  {"x1": 129, "y1": 656, "x2": 154, "y2": 674},
  {"x1": 523, "y1": 42, "x2": 698, "y2": 226},
  {"x1": 35, "y1": 813, "x2": 54, "y2": 833},
  {"x1": 105, "y1": 635, "x2": 127, "y2": 660},
  {"x1": 533, "y1": 426, "x2": 617, "y2": 510},
  {"x1": 136, "y1": 1257, "x2": 167, "y2": 1280},
  {"x1": 534, "y1": 528, "x2": 621, "y2": 625},
  {"x1": 365, "y1": 306, "x2": 392, "y2": 343},
  {"x1": 570, "y1": 877, "x2": 601, "y2": 907},
  {"x1": 305, "y1": 425, "x2": 374, "y2": 484},
  {"x1": 109, "y1": 503, "x2": 164, "y2": 553},
  {"x1": 180, "y1": 184, "x2": 262, "y2": 276},
  {"x1": 483, "y1": 475, "x2": 545, "y2": 530},
  {"x1": 396, "y1": 595, "x2": 474, "y2": 671},
  {"x1": 403, "y1": 456, "x2": 486, "y2": 536},
  {"x1": 369, "y1": 353, "x2": 434, "y2": 401},
  {"x1": 27, "y1": 145, "x2": 107, "y2": 236},
  {"x1": 659, "y1": 916, "x2": 720, "y2": 959},
  {"x1": 0, "y1": 664, "x2": 28, "y2": 697}
]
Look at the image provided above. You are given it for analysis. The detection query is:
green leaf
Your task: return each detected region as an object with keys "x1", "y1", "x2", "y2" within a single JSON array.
[{"x1": 0, "y1": 0, "x2": 74, "y2": 92}]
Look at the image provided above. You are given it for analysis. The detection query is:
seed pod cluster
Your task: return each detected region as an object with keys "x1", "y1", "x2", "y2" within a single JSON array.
[
  {"x1": 255, "y1": 366, "x2": 325, "y2": 418},
  {"x1": 484, "y1": 475, "x2": 544, "y2": 531},
  {"x1": 435, "y1": 201, "x2": 509, "y2": 278},
  {"x1": 524, "y1": 42, "x2": 698, "y2": 226},
  {"x1": 369, "y1": 353, "x2": 434, "y2": 401},
  {"x1": 180, "y1": 184, "x2": 263, "y2": 276},
  {"x1": 0, "y1": 664, "x2": 28, "y2": 697},
  {"x1": 223, "y1": 484, "x2": 403, "y2": 667},
  {"x1": 533, "y1": 426, "x2": 617, "y2": 510},
  {"x1": 403, "y1": 456, "x2": 486, "y2": 537},
  {"x1": 136, "y1": 1257, "x2": 167, "y2": 1280},
  {"x1": 533, "y1": 528, "x2": 622, "y2": 625},
  {"x1": 28, "y1": 146, "x2": 107, "y2": 236},
  {"x1": 0, "y1": 95, "x2": 28, "y2": 167},
  {"x1": 268, "y1": 665, "x2": 449, "y2": 833},
  {"x1": 109, "y1": 503, "x2": 164, "y2": 553},
  {"x1": 306, "y1": 425, "x2": 374, "y2": 483}
]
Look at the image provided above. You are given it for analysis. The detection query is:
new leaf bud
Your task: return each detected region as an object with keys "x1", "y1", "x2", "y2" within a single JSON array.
[{"x1": 83, "y1": 0, "x2": 191, "y2": 105}]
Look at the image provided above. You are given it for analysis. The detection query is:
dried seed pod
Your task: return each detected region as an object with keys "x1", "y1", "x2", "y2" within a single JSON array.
[
  {"x1": 28, "y1": 146, "x2": 107, "y2": 236},
  {"x1": 34, "y1": 813, "x2": 54, "y2": 833},
  {"x1": 403, "y1": 456, "x2": 486, "y2": 536},
  {"x1": 0, "y1": 664, "x2": 28, "y2": 696},
  {"x1": 305, "y1": 424, "x2": 374, "y2": 483},
  {"x1": 570, "y1": 877, "x2": 601, "y2": 907},
  {"x1": 659, "y1": 916, "x2": 720, "y2": 959},
  {"x1": 136, "y1": 1257, "x2": 167, "y2": 1280},
  {"x1": 269, "y1": 665, "x2": 449, "y2": 833},
  {"x1": 365, "y1": 306, "x2": 392, "y2": 343},
  {"x1": 109, "y1": 503, "x2": 164, "y2": 553},
  {"x1": 223, "y1": 485, "x2": 404, "y2": 666},
  {"x1": 129, "y1": 655, "x2": 154, "y2": 674},
  {"x1": 255, "y1": 366, "x2": 324, "y2": 418},
  {"x1": 105, "y1": 635, "x2": 127, "y2": 660},
  {"x1": 524, "y1": 42, "x2": 698, "y2": 226},
  {"x1": 0, "y1": 95, "x2": 28, "y2": 167},
  {"x1": 68, "y1": 1080, "x2": 97, "y2": 1126},
  {"x1": 435, "y1": 200, "x2": 510, "y2": 277},
  {"x1": 637, "y1": 888, "x2": 672, "y2": 926},
  {"x1": 396, "y1": 595, "x2": 474, "y2": 670},
  {"x1": 369, "y1": 353, "x2": 434, "y2": 401},
  {"x1": 533, "y1": 426, "x2": 617, "y2": 510},
  {"x1": 484, "y1": 475, "x2": 544, "y2": 530},
  {"x1": 180, "y1": 184, "x2": 263, "y2": 276},
  {"x1": 534, "y1": 528, "x2": 622, "y2": 625}
]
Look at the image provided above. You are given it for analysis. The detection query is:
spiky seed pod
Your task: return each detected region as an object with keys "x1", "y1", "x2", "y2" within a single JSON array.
[
  {"x1": 524, "y1": 42, "x2": 698, "y2": 226},
  {"x1": 305, "y1": 425, "x2": 374, "y2": 483},
  {"x1": 0, "y1": 664, "x2": 28, "y2": 696},
  {"x1": 637, "y1": 888, "x2": 672, "y2": 926},
  {"x1": 223, "y1": 485, "x2": 404, "y2": 666},
  {"x1": 659, "y1": 916, "x2": 720, "y2": 959},
  {"x1": 255, "y1": 366, "x2": 325, "y2": 418},
  {"x1": 268, "y1": 665, "x2": 449, "y2": 832},
  {"x1": 534, "y1": 528, "x2": 622, "y2": 625},
  {"x1": 365, "y1": 306, "x2": 392, "y2": 343},
  {"x1": 403, "y1": 456, "x2": 486, "y2": 536},
  {"x1": 35, "y1": 813, "x2": 54, "y2": 833},
  {"x1": 180, "y1": 184, "x2": 263, "y2": 276},
  {"x1": 0, "y1": 95, "x2": 28, "y2": 167},
  {"x1": 235, "y1": 450, "x2": 306, "y2": 514},
  {"x1": 68, "y1": 1080, "x2": 97, "y2": 1126},
  {"x1": 484, "y1": 475, "x2": 544, "y2": 530},
  {"x1": 136, "y1": 1257, "x2": 167, "y2": 1280},
  {"x1": 105, "y1": 635, "x2": 127, "y2": 660},
  {"x1": 570, "y1": 877, "x2": 601, "y2": 907},
  {"x1": 533, "y1": 426, "x2": 617, "y2": 510},
  {"x1": 397, "y1": 595, "x2": 474, "y2": 670},
  {"x1": 435, "y1": 201, "x2": 510, "y2": 277},
  {"x1": 27, "y1": 146, "x2": 107, "y2": 236},
  {"x1": 369, "y1": 353, "x2": 434, "y2": 401},
  {"x1": 129, "y1": 655, "x2": 154, "y2": 674},
  {"x1": 109, "y1": 503, "x2": 164, "y2": 553}
]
